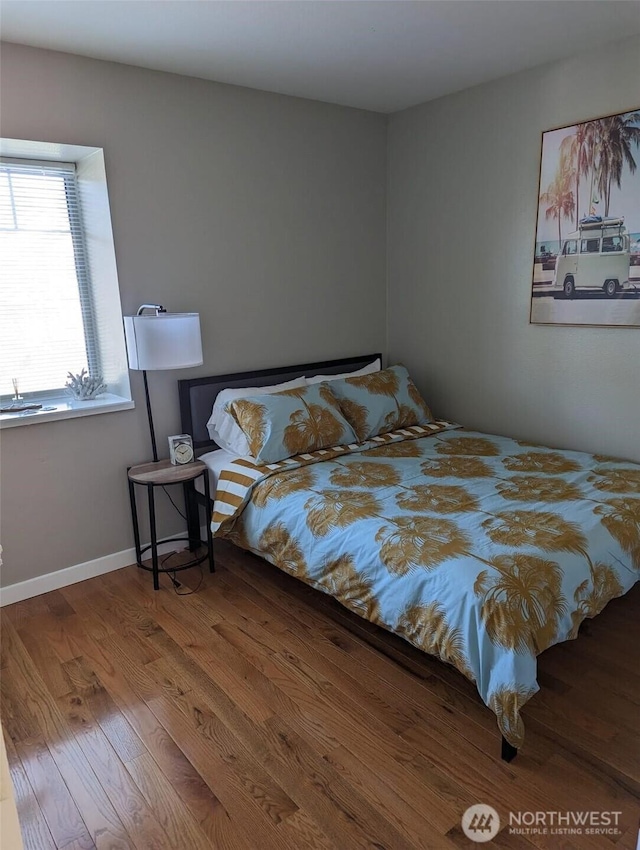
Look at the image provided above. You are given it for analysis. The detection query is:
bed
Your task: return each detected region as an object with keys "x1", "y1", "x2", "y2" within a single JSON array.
[{"x1": 179, "y1": 354, "x2": 640, "y2": 762}]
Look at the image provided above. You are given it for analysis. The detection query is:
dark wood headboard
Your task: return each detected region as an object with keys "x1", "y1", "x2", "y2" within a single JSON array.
[{"x1": 178, "y1": 353, "x2": 382, "y2": 452}]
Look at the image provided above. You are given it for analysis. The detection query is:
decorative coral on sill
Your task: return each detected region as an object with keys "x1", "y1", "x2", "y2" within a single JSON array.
[{"x1": 65, "y1": 369, "x2": 107, "y2": 400}]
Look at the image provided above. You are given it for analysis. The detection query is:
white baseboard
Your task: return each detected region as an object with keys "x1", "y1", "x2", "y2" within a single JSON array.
[{"x1": 0, "y1": 529, "x2": 209, "y2": 606}]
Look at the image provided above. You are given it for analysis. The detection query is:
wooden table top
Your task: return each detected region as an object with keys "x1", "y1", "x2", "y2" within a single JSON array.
[{"x1": 128, "y1": 458, "x2": 207, "y2": 485}]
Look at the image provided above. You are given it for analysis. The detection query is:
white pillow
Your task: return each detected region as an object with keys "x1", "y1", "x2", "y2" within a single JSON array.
[
  {"x1": 306, "y1": 358, "x2": 381, "y2": 385},
  {"x1": 206, "y1": 376, "x2": 307, "y2": 456}
]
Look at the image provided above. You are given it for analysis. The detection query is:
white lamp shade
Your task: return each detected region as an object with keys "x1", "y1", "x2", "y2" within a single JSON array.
[{"x1": 124, "y1": 313, "x2": 203, "y2": 370}]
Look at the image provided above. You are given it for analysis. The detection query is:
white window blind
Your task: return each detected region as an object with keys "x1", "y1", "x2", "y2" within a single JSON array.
[{"x1": 0, "y1": 159, "x2": 98, "y2": 397}]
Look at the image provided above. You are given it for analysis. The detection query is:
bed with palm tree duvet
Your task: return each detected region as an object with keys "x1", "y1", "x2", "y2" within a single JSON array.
[{"x1": 210, "y1": 422, "x2": 640, "y2": 754}]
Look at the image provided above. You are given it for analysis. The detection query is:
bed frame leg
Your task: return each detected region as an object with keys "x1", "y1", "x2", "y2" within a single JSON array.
[
  {"x1": 501, "y1": 736, "x2": 518, "y2": 762},
  {"x1": 184, "y1": 482, "x2": 202, "y2": 552}
]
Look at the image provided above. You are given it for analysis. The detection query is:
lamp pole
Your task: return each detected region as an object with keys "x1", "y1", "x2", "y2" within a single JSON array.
[
  {"x1": 137, "y1": 304, "x2": 165, "y2": 463},
  {"x1": 142, "y1": 370, "x2": 158, "y2": 462}
]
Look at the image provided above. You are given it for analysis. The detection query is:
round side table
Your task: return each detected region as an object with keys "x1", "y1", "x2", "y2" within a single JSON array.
[{"x1": 127, "y1": 458, "x2": 215, "y2": 590}]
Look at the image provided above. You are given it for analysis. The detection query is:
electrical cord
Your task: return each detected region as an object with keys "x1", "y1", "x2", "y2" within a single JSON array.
[
  {"x1": 161, "y1": 485, "x2": 187, "y2": 520},
  {"x1": 154, "y1": 482, "x2": 204, "y2": 595},
  {"x1": 172, "y1": 566, "x2": 203, "y2": 596},
  {"x1": 158, "y1": 547, "x2": 204, "y2": 595}
]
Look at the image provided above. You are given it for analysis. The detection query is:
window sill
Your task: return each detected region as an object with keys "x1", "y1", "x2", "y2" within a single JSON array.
[{"x1": 0, "y1": 393, "x2": 134, "y2": 428}]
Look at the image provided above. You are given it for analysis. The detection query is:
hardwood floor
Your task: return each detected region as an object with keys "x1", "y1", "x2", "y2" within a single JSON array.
[{"x1": 2, "y1": 539, "x2": 639, "y2": 849}]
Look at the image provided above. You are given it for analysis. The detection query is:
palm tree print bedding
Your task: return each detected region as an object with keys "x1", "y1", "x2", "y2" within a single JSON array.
[
  {"x1": 210, "y1": 424, "x2": 640, "y2": 749},
  {"x1": 227, "y1": 382, "x2": 357, "y2": 463}
]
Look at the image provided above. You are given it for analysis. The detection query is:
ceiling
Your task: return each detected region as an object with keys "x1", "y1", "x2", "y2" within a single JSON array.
[{"x1": 2, "y1": 1, "x2": 639, "y2": 113}]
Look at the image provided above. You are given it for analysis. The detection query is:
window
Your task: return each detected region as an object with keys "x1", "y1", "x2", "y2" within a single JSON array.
[
  {"x1": 580, "y1": 238, "x2": 600, "y2": 254},
  {"x1": 602, "y1": 236, "x2": 623, "y2": 252},
  {"x1": 0, "y1": 139, "x2": 132, "y2": 427},
  {"x1": 0, "y1": 159, "x2": 97, "y2": 396},
  {"x1": 563, "y1": 240, "x2": 577, "y2": 256}
]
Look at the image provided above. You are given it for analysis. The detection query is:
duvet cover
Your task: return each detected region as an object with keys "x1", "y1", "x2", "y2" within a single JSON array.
[{"x1": 210, "y1": 422, "x2": 640, "y2": 748}]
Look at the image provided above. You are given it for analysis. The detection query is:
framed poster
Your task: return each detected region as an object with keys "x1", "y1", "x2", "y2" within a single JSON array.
[{"x1": 530, "y1": 108, "x2": 640, "y2": 327}]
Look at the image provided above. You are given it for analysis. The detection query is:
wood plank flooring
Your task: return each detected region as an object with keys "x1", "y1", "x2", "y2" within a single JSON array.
[{"x1": 2, "y1": 539, "x2": 639, "y2": 849}]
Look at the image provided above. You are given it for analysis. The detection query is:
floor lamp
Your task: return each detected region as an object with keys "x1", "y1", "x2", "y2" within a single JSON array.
[{"x1": 124, "y1": 305, "x2": 203, "y2": 461}]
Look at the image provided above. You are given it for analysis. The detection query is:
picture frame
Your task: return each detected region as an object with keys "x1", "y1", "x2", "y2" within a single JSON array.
[{"x1": 530, "y1": 107, "x2": 640, "y2": 328}]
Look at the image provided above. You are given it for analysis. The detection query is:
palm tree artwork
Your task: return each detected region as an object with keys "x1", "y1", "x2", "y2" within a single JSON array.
[
  {"x1": 532, "y1": 107, "x2": 640, "y2": 327},
  {"x1": 595, "y1": 112, "x2": 640, "y2": 216},
  {"x1": 559, "y1": 121, "x2": 592, "y2": 227},
  {"x1": 539, "y1": 148, "x2": 575, "y2": 248},
  {"x1": 541, "y1": 109, "x2": 640, "y2": 232}
]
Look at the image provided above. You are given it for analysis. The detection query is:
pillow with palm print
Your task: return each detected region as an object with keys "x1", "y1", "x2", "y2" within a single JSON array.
[
  {"x1": 227, "y1": 382, "x2": 357, "y2": 464},
  {"x1": 328, "y1": 364, "x2": 433, "y2": 441}
]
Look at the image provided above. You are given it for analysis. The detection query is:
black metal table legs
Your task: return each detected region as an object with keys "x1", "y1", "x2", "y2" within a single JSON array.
[{"x1": 128, "y1": 467, "x2": 214, "y2": 590}]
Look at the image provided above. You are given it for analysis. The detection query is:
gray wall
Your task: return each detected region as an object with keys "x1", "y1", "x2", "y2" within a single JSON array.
[
  {"x1": 388, "y1": 35, "x2": 640, "y2": 462},
  {"x1": 0, "y1": 44, "x2": 387, "y2": 585},
  {"x1": 3, "y1": 36, "x2": 639, "y2": 589}
]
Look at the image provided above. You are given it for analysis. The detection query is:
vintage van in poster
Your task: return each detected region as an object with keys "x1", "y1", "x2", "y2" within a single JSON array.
[{"x1": 531, "y1": 108, "x2": 640, "y2": 327}]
